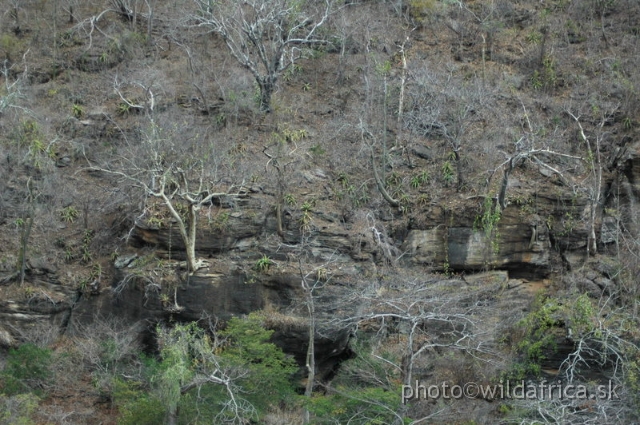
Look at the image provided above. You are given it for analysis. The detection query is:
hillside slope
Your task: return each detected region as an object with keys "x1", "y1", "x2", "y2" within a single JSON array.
[{"x1": 1, "y1": 0, "x2": 640, "y2": 423}]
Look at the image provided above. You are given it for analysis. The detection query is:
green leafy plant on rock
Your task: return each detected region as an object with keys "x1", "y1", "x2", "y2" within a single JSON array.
[
  {"x1": 410, "y1": 170, "x2": 430, "y2": 189},
  {"x1": 59, "y1": 206, "x2": 78, "y2": 223},
  {"x1": 299, "y1": 201, "x2": 314, "y2": 231},
  {"x1": 284, "y1": 193, "x2": 296, "y2": 206},
  {"x1": 441, "y1": 160, "x2": 455, "y2": 185},
  {"x1": 72, "y1": 103, "x2": 83, "y2": 118},
  {"x1": 12, "y1": 120, "x2": 56, "y2": 170},
  {"x1": 255, "y1": 255, "x2": 274, "y2": 273},
  {"x1": 0, "y1": 393, "x2": 39, "y2": 425},
  {"x1": 474, "y1": 196, "x2": 501, "y2": 258}
]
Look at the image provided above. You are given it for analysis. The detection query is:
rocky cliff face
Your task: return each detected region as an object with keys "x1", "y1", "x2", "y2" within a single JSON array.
[{"x1": 2, "y1": 142, "x2": 640, "y2": 379}]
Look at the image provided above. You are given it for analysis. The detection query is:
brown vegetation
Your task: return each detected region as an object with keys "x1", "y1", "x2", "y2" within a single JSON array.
[{"x1": 1, "y1": 0, "x2": 640, "y2": 423}]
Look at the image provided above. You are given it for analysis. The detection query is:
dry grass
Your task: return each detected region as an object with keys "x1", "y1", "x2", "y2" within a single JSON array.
[
  {"x1": 262, "y1": 406, "x2": 305, "y2": 425},
  {"x1": 256, "y1": 304, "x2": 308, "y2": 331}
]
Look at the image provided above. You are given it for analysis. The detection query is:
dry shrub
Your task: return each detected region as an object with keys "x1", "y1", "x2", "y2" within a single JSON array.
[
  {"x1": 256, "y1": 305, "x2": 307, "y2": 332},
  {"x1": 431, "y1": 351, "x2": 497, "y2": 392},
  {"x1": 262, "y1": 406, "x2": 305, "y2": 425}
]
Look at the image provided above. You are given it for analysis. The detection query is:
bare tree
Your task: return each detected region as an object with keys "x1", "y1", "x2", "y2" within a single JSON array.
[
  {"x1": 0, "y1": 58, "x2": 31, "y2": 118},
  {"x1": 17, "y1": 178, "x2": 35, "y2": 286},
  {"x1": 67, "y1": 0, "x2": 155, "y2": 62},
  {"x1": 341, "y1": 278, "x2": 498, "y2": 388},
  {"x1": 86, "y1": 79, "x2": 243, "y2": 277},
  {"x1": 192, "y1": 0, "x2": 331, "y2": 112},
  {"x1": 0, "y1": 59, "x2": 42, "y2": 286},
  {"x1": 486, "y1": 100, "x2": 584, "y2": 211},
  {"x1": 71, "y1": 316, "x2": 144, "y2": 396},
  {"x1": 299, "y1": 259, "x2": 322, "y2": 425},
  {"x1": 61, "y1": 0, "x2": 80, "y2": 23},
  {"x1": 359, "y1": 123, "x2": 401, "y2": 208},
  {"x1": 404, "y1": 63, "x2": 491, "y2": 191},
  {"x1": 262, "y1": 130, "x2": 302, "y2": 238},
  {"x1": 310, "y1": 272, "x2": 504, "y2": 425},
  {"x1": 295, "y1": 253, "x2": 341, "y2": 424},
  {"x1": 566, "y1": 101, "x2": 616, "y2": 256},
  {"x1": 561, "y1": 305, "x2": 634, "y2": 384},
  {"x1": 89, "y1": 149, "x2": 242, "y2": 277},
  {"x1": 507, "y1": 396, "x2": 629, "y2": 425},
  {"x1": 505, "y1": 294, "x2": 640, "y2": 424},
  {"x1": 7, "y1": 0, "x2": 25, "y2": 34}
]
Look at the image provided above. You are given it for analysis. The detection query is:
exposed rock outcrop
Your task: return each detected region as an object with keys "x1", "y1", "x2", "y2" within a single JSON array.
[{"x1": 5, "y1": 143, "x2": 640, "y2": 383}]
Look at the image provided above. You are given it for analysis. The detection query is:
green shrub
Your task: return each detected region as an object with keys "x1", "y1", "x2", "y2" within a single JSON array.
[
  {"x1": 0, "y1": 393, "x2": 38, "y2": 425},
  {"x1": 0, "y1": 34, "x2": 24, "y2": 62},
  {"x1": 502, "y1": 295, "x2": 565, "y2": 380},
  {"x1": 407, "y1": 0, "x2": 437, "y2": 25},
  {"x1": 219, "y1": 314, "x2": 298, "y2": 413},
  {"x1": 145, "y1": 316, "x2": 297, "y2": 424},
  {"x1": 307, "y1": 338, "x2": 406, "y2": 424},
  {"x1": 114, "y1": 379, "x2": 164, "y2": 425},
  {"x1": 516, "y1": 296, "x2": 561, "y2": 364},
  {"x1": 308, "y1": 386, "x2": 406, "y2": 425},
  {"x1": 1, "y1": 344, "x2": 52, "y2": 396}
]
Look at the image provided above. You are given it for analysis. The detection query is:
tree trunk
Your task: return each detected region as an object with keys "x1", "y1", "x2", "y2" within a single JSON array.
[
  {"x1": 275, "y1": 200, "x2": 284, "y2": 237},
  {"x1": 498, "y1": 156, "x2": 517, "y2": 210},
  {"x1": 19, "y1": 178, "x2": 35, "y2": 286},
  {"x1": 146, "y1": 0, "x2": 153, "y2": 45},
  {"x1": 166, "y1": 409, "x2": 178, "y2": 425},
  {"x1": 186, "y1": 203, "x2": 198, "y2": 273},
  {"x1": 454, "y1": 150, "x2": 465, "y2": 192},
  {"x1": 299, "y1": 261, "x2": 319, "y2": 425},
  {"x1": 588, "y1": 201, "x2": 598, "y2": 256},
  {"x1": 13, "y1": 7, "x2": 20, "y2": 34},
  {"x1": 396, "y1": 41, "x2": 407, "y2": 149},
  {"x1": 276, "y1": 165, "x2": 285, "y2": 237},
  {"x1": 19, "y1": 216, "x2": 33, "y2": 286},
  {"x1": 371, "y1": 150, "x2": 400, "y2": 208},
  {"x1": 303, "y1": 287, "x2": 315, "y2": 424},
  {"x1": 258, "y1": 77, "x2": 274, "y2": 113},
  {"x1": 161, "y1": 192, "x2": 198, "y2": 274}
]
